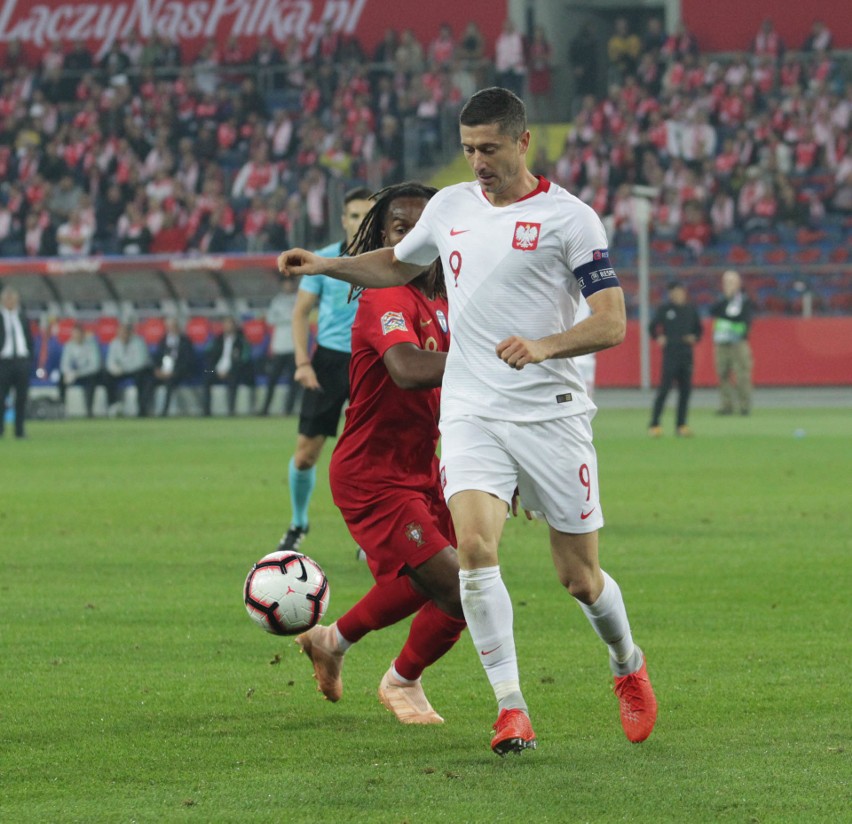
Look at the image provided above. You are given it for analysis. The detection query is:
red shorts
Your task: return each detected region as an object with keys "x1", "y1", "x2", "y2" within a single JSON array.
[{"x1": 334, "y1": 484, "x2": 455, "y2": 585}]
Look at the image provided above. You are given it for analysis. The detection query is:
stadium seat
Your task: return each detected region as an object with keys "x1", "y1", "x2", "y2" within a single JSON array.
[
  {"x1": 185, "y1": 316, "x2": 213, "y2": 348},
  {"x1": 796, "y1": 228, "x2": 828, "y2": 245},
  {"x1": 93, "y1": 315, "x2": 120, "y2": 345},
  {"x1": 242, "y1": 317, "x2": 270, "y2": 361},
  {"x1": 54, "y1": 318, "x2": 77, "y2": 345},
  {"x1": 762, "y1": 248, "x2": 789, "y2": 264},
  {"x1": 793, "y1": 247, "x2": 823, "y2": 264},
  {"x1": 136, "y1": 316, "x2": 167, "y2": 347},
  {"x1": 746, "y1": 232, "x2": 779, "y2": 245},
  {"x1": 242, "y1": 317, "x2": 268, "y2": 346},
  {"x1": 726, "y1": 246, "x2": 753, "y2": 265},
  {"x1": 697, "y1": 250, "x2": 722, "y2": 266}
]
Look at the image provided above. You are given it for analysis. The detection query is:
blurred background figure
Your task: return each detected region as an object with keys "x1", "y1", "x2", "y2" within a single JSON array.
[
  {"x1": 527, "y1": 26, "x2": 553, "y2": 122},
  {"x1": 105, "y1": 322, "x2": 154, "y2": 417},
  {"x1": 203, "y1": 316, "x2": 256, "y2": 417},
  {"x1": 59, "y1": 322, "x2": 102, "y2": 418},
  {"x1": 648, "y1": 281, "x2": 703, "y2": 437},
  {"x1": 152, "y1": 317, "x2": 197, "y2": 417},
  {"x1": 0, "y1": 286, "x2": 34, "y2": 438},
  {"x1": 607, "y1": 17, "x2": 640, "y2": 85},
  {"x1": 569, "y1": 23, "x2": 599, "y2": 106},
  {"x1": 260, "y1": 277, "x2": 301, "y2": 417},
  {"x1": 711, "y1": 270, "x2": 755, "y2": 416},
  {"x1": 494, "y1": 18, "x2": 526, "y2": 98}
]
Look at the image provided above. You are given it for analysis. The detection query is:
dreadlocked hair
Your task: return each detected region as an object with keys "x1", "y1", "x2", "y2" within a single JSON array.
[{"x1": 345, "y1": 181, "x2": 446, "y2": 302}]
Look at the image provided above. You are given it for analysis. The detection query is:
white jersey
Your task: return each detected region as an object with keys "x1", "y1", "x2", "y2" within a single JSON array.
[{"x1": 394, "y1": 177, "x2": 617, "y2": 422}]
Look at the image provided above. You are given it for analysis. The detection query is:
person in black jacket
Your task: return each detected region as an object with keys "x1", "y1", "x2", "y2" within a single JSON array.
[
  {"x1": 202, "y1": 316, "x2": 256, "y2": 416},
  {"x1": 648, "y1": 280, "x2": 703, "y2": 437},
  {"x1": 0, "y1": 286, "x2": 35, "y2": 438},
  {"x1": 152, "y1": 317, "x2": 197, "y2": 416}
]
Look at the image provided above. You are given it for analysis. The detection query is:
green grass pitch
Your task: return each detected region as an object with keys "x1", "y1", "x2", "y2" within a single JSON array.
[{"x1": 1, "y1": 405, "x2": 849, "y2": 823}]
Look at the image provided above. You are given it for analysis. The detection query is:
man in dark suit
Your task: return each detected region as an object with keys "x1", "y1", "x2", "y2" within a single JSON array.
[
  {"x1": 0, "y1": 286, "x2": 35, "y2": 438},
  {"x1": 152, "y1": 317, "x2": 197, "y2": 416},
  {"x1": 648, "y1": 280, "x2": 703, "y2": 437},
  {"x1": 203, "y1": 316, "x2": 256, "y2": 416}
]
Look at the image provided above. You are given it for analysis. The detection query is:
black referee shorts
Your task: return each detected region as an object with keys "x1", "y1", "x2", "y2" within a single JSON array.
[{"x1": 298, "y1": 345, "x2": 351, "y2": 438}]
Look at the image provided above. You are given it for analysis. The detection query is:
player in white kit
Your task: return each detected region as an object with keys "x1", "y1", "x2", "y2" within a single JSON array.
[{"x1": 277, "y1": 88, "x2": 657, "y2": 756}]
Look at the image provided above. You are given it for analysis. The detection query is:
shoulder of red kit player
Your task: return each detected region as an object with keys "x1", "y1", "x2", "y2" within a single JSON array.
[
  {"x1": 353, "y1": 284, "x2": 425, "y2": 347},
  {"x1": 355, "y1": 284, "x2": 421, "y2": 315}
]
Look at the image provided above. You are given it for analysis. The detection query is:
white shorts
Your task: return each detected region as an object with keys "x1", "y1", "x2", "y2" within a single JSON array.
[{"x1": 439, "y1": 414, "x2": 604, "y2": 534}]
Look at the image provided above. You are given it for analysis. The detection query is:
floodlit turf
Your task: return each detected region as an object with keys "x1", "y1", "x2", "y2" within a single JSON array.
[{"x1": 1, "y1": 406, "x2": 849, "y2": 823}]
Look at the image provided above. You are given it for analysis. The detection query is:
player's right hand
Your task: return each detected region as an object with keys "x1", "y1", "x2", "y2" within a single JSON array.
[
  {"x1": 510, "y1": 487, "x2": 534, "y2": 520},
  {"x1": 295, "y1": 363, "x2": 321, "y2": 391},
  {"x1": 277, "y1": 249, "x2": 324, "y2": 277}
]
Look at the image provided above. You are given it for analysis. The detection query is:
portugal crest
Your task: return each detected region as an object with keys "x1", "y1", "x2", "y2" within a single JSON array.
[{"x1": 404, "y1": 522, "x2": 426, "y2": 547}]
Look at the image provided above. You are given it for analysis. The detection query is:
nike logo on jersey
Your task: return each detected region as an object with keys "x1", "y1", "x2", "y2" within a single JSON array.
[
  {"x1": 420, "y1": 318, "x2": 433, "y2": 327},
  {"x1": 580, "y1": 508, "x2": 596, "y2": 520},
  {"x1": 481, "y1": 645, "x2": 502, "y2": 656},
  {"x1": 449, "y1": 228, "x2": 470, "y2": 236}
]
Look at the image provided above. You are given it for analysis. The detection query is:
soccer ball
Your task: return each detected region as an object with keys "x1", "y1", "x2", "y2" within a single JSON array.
[{"x1": 243, "y1": 551, "x2": 330, "y2": 635}]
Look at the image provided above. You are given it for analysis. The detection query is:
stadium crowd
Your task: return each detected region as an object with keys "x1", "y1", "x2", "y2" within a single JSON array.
[
  {"x1": 0, "y1": 18, "x2": 848, "y2": 266},
  {"x1": 0, "y1": 15, "x2": 850, "y2": 419},
  {"x1": 544, "y1": 16, "x2": 851, "y2": 256},
  {"x1": 0, "y1": 22, "x2": 491, "y2": 259}
]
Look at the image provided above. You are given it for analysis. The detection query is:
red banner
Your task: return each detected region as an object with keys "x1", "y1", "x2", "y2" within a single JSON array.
[
  {"x1": 598, "y1": 318, "x2": 852, "y2": 387},
  {"x1": 0, "y1": 0, "x2": 503, "y2": 63}
]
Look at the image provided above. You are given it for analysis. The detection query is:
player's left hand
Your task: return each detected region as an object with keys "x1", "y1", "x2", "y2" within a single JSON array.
[
  {"x1": 496, "y1": 336, "x2": 547, "y2": 370},
  {"x1": 510, "y1": 487, "x2": 534, "y2": 520}
]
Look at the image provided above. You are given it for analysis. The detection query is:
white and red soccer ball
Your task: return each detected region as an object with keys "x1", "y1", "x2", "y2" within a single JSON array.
[{"x1": 244, "y1": 551, "x2": 329, "y2": 635}]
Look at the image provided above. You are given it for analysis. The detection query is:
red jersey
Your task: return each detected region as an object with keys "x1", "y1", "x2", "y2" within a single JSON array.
[{"x1": 330, "y1": 285, "x2": 450, "y2": 507}]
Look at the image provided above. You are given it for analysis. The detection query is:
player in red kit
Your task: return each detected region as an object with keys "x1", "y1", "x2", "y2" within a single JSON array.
[{"x1": 295, "y1": 183, "x2": 465, "y2": 725}]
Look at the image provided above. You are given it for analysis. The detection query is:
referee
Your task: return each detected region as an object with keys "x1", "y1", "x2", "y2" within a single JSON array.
[
  {"x1": 648, "y1": 280, "x2": 703, "y2": 437},
  {"x1": 278, "y1": 187, "x2": 373, "y2": 552}
]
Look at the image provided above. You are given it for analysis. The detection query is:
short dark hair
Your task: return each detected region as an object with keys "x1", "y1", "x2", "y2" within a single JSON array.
[
  {"x1": 459, "y1": 87, "x2": 527, "y2": 139},
  {"x1": 667, "y1": 279, "x2": 685, "y2": 290},
  {"x1": 343, "y1": 186, "x2": 373, "y2": 205}
]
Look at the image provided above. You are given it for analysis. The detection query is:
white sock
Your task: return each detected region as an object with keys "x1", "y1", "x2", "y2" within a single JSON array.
[
  {"x1": 391, "y1": 662, "x2": 417, "y2": 685},
  {"x1": 578, "y1": 570, "x2": 640, "y2": 674},
  {"x1": 459, "y1": 566, "x2": 526, "y2": 712},
  {"x1": 334, "y1": 623, "x2": 352, "y2": 653}
]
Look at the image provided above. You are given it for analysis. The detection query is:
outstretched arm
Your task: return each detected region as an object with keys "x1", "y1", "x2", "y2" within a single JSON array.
[{"x1": 278, "y1": 247, "x2": 423, "y2": 289}]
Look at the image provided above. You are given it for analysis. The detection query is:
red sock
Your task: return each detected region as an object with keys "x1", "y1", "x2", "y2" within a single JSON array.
[
  {"x1": 336, "y1": 575, "x2": 428, "y2": 644},
  {"x1": 395, "y1": 602, "x2": 467, "y2": 681}
]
